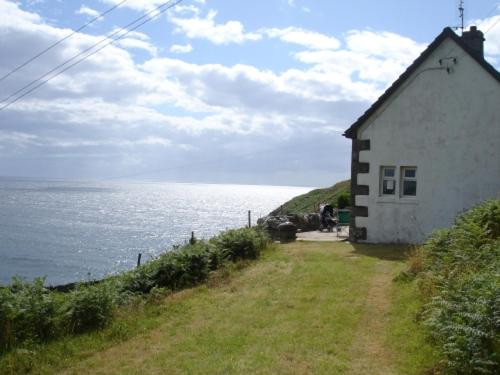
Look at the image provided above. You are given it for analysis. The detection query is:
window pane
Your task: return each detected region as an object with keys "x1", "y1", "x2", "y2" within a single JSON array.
[
  {"x1": 383, "y1": 179, "x2": 395, "y2": 194},
  {"x1": 404, "y1": 168, "x2": 416, "y2": 178},
  {"x1": 403, "y1": 180, "x2": 417, "y2": 196},
  {"x1": 384, "y1": 168, "x2": 395, "y2": 177}
]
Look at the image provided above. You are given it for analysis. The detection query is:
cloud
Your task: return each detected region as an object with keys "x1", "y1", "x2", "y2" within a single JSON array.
[
  {"x1": 470, "y1": 14, "x2": 500, "y2": 58},
  {"x1": 7, "y1": 1, "x2": 494, "y2": 185},
  {"x1": 264, "y1": 27, "x2": 340, "y2": 50},
  {"x1": 116, "y1": 38, "x2": 158, "y2": 56},
  {"x1": 169, "y1": 43, "x2": 193, "y2": 54},
  {"x1": 111, "y1": 29, "x2": 151, "y2": 41},
  {"x1": 169, "y1": 4, "x2": 201, "y2": 16},
  {"x1": 294, "y1": 30, "x2": 427, "y2": 86},
  {"x1": 101, "y1": 0, "x2": 171, "y2": 12},
  {"x1": 0, "y1": 0, "x2": 41, "y2": 25},
  {"x1": 76, "y1": 5, "x2": 100, "y2": 19},
  {"x1": 169, "y1": 9, "x2": 262, "y2": 45}
]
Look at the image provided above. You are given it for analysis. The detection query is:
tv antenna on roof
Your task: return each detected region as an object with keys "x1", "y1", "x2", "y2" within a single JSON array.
[{"x1": 458, "y1": 1, "x2": 465, "y2": 34}]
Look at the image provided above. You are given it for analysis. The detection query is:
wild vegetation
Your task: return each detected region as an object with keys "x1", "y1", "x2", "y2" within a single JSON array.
[
  {"x1": 400, "y1": 200, "x2": 500, "y2": 374},
  {"x1": 269, "y1": 179, "x2": 350, "y2": 215},
  {"x1": 0, "y1": 227, "x2": 269, "y2": 357}
]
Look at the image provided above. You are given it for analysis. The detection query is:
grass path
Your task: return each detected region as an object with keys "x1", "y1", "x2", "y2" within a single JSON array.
[
  {"x1": 347, "y1": 261, "x2": 396, "y2": 375},
  {"x1": 3, "y1": 241, "x2": 437, "y2": 374}
]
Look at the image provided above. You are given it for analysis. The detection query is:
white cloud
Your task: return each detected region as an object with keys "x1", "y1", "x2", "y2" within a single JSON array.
[
  {"x1": 345, "y1": 30, "x2": 425, "y2": 60},
  {"x1": 116, "y1": 38, "x2": 158, "y2": 56},
  {"x1": 110, "y1": 29, "x2": 150, "y2": 41},
  {"x1": 101, "y1": 0, "x2": 170, "y2": 12},
  {"x1": 102, "y1": 0, "x2": 203, "y2": 14},
  {"x1": 470, "y1": 14, "x2": 500, "y2": 57},
  {"x1": 7, "y1": 1, "x2": 492, "y2": 184},
  {"x1": 265, "y1": 27, "x2": 340, "y2": 50},
  {"x1": 169, "y1": 4, "x2": 201, "y2": 16},
  {"x1": 76, "y1": 5, "x2": 100, "y2": 19},
  {"x1": 0, "y1": 0, "x2": 41, "y2": 26},
  {"x1": 169, "y1": 9, "x2": 262, "y2": 45},
  {"x1": 170, "y1": 43, "x2": 193, "y2": 54},
  {"x1": 294, "y1": 30, "x2": 427, "y2": 86},
  {"x1": 52, "y1": 136, "x2": 172, "y2": 148}
]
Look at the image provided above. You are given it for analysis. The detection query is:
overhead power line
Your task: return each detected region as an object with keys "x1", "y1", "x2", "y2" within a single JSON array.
[
  {"x1": 0, "y1": 0, "x2": 184, "y2": 112},
  {"x1": 484, "y1": 16, "x2": 500, "y2": 34},
  {"x1": 0, "y1": 0, "x2": 129, "y2": 84}
]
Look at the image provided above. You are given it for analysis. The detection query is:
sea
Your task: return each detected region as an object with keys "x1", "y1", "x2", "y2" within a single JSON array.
[{"x1": 0, "y1": 178, "x2": 311, "y2": 286}]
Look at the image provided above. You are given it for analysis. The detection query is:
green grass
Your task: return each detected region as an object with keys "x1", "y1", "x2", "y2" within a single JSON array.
[
  {"x1": 0, "y1": 241, "x2": 437, "y2": 374},
  {"x1": 387, "y1": 279, "x2": 440, "y2": 374},
  {"x1": 270, "y1": 179, "x2": 350, "y2": 215}
]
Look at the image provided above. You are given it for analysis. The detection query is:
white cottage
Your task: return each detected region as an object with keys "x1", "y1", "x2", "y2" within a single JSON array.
[{"x1": 343, "y1": 26, "x2": 500, "y2": 244}]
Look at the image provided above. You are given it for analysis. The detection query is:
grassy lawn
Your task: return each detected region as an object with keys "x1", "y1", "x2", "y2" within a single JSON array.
[{"x1": 1, "y1": 241, "x2": 437, "y2": 374}]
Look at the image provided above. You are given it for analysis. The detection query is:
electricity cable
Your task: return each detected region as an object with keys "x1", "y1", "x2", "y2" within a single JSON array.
[
  {"x1": 0, "y1": 0, "x2": 129, "y2": 84},
  {"x1": 484, "y1": 16, "x2": 500, "y2": 34},
  {"x1": 480, "y1": 3, "x2": 499, "y2": 21},
  {"x1": 0, "y1": 0, "x2": 184, "y2": 112}
]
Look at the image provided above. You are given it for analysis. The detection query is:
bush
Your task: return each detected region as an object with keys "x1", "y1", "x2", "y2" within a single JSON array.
[
  {"x1": 212, "y1": 227, "x2": 269, "y2": 261},
  {"x1": 424, "y1": 271, "x2": 499, "y2": 374},
  {"x1": 410, "y1": 200, "x2": 500, "y2": 374},
  {"x1": 65, "y1": 283, "x2": 117, "y2": 333},
  {"x1": 336, "y1": 192, "x2": 350, "y2": 209},
  {"x1": 122, "y1": 228, "x2": 269, "y2": 294},
  {"x1": 0, "y1": 278, "x2": 59, "y2": 352},
  {"x1": 122, "y1": 241, "x2": 215, "y2": 293}
]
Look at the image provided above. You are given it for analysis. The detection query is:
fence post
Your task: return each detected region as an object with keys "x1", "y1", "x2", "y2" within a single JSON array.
[
  {"x1": 137, "y1": 253, "x2": 142, "y2": 268},
  {"x1": 248, "y1": 210, "x2": 251, "y2": 228}
]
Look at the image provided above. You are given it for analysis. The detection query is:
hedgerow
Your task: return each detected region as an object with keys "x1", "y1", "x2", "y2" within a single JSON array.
[
  {"x1": 0, "y1": 227, "x2": 269, "y2": 354},
  {"x1": 406, "y1": 200, "x2": 500, "y2": 374}
]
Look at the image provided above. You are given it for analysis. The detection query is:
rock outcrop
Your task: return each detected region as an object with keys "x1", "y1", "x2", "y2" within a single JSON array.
[{"x1": 257, "y1": 213, "x2": 321, "y2": 241}]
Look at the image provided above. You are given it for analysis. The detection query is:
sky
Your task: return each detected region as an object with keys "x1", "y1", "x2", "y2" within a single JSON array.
[{"x1": 0, "y1": 0, "x2": 499, "y2": 187}]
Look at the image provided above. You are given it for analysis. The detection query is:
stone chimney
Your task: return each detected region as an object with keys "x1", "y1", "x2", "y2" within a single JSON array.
[{"x1": 461, "y1": 26, "x2": 485, "y2": 58}]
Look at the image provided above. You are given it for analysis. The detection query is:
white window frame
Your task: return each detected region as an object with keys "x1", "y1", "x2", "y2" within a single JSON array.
[
  {"x1": 400, "y1": 166, "x2": 417, "y2": 197},
  {"x1": 380, "y1": 166, "x2": 396, "y2": 196}
]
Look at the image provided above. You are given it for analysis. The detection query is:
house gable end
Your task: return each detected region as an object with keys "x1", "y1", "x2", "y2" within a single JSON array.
[{"x1": 343, "y1": 27, "x2": 500, "y2": 139}]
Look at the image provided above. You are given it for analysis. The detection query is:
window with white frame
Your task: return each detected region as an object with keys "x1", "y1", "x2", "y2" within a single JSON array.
[
  {"x1": 401, "y1": 167, "x2": 417, "y2": 197},
  {"x1": 380, "y1": 166, "x2": 396, "y2": 195}
]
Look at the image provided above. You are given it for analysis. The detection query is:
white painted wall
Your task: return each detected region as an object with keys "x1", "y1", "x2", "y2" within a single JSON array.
[{"x1": 355, "y1": 37, "x2": 500, "y2": 243}]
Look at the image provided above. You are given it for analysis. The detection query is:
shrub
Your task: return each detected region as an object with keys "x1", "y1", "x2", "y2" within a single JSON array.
[
  {"x1": 64, "y1": 283, "x2": 117, "y2": 333},
  {"x1": 0, "y1": 278, "x2": 59, "y2": 352},
  {"x1": 0, "y1": 286, "x2": 16, "y2": 351},
  {"x1": 424, "y1": 271, "x2": 499, "y2": 374},
  {"x1": 336, "y1": 192, "x2": 350, "y2": 209},
  {"x1": 410, "y1": 200, "x2": 500, "y2": 374},
  {"x1": 122, "y1": 228, "x2": 268, "y2": 294},
  {"x1": 122, "y1": 241, "x2": 217, "y2": 294},
  {"x1": 212, "y1": 227, "x2": 269, "y2": 261}
]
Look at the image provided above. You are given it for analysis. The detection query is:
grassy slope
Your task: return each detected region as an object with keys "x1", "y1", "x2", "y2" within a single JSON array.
[
  {"x1": 270, "y1": 179, "x2": 350, "y2": 215},
  {"x1": 1, "y1": 242, "x2": 437, "y2": 375}
]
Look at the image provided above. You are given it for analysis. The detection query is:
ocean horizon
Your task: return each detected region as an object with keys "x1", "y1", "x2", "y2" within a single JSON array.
[{"x1": 0, "y1": 178, "x2": 312, "y2": 286}]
